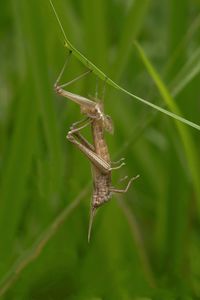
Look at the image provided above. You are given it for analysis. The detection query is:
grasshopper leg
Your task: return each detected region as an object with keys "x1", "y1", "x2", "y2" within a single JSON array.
[
  {"x1": 69, "y1": 118, "x2": 92, "y2": 134},
  {"x1": 73, "y1": 131, "x2": 95, "y2": 152},
  {"x1": 70, "y1": 117, "x2": 89, "y2": 130},
  {"x1": 68, "y1": 124, "x2": 125, "y2": 173},
  {"x1": 111, "y1": 157, "x2": 125, "y2": 166},
  {"x1": 67, "y1": 131, "x2": 111, "y2": 174},
  {"x1": 110, "y1": 175, "x2": 140, "y2": 194},
  {"x1": 109, "y1": 162, "x2": 125, "y2": 171}
]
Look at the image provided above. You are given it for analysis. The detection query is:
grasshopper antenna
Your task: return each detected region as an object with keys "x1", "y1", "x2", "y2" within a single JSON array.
[
  {"x1": 55, "y1": 51, "x2": 72, "y2": 86},
  {"x1": 88, "y1": 207, "x2": 97, "y2": 243},
  {"x1": 102, "y1": 76, "x2": 108, "y2": 102}
]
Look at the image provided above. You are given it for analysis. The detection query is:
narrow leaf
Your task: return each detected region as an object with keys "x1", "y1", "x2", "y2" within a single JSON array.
[
  {"x1": 49, "y1": 0, "x2": 200, "y2": 132},
  {"x1": 135, "y1": 41, "x2": 200, "y2": 215}
]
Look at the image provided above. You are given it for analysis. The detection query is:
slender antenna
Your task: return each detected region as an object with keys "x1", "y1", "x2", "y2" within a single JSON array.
[
  {"x1": 102, "y1": 77, "x2": 108, "y2": 102},
  {"x1": 55, "y1": 51, "x2": 72, "y2": 85},
  {"x1": 88, "y1": 207, "x2": 97, "y2": 243},
  {"x1": 60, "y1": 70, "x2": 92, "y2": 89},
  {"x1": 95, "y1": 77, "x2": 99, "y2": 99},
  {"x1": 49, "y1": 0, "x2": 68, "y2": 43}
]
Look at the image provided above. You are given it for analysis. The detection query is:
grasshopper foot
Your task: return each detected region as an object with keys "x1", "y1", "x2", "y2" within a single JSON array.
[
  {"x1": 110, "y1": 174, "x2": 140, "y2": 194},
  {"x1": 109, "y1": 162, "x2": 126, "y2": 171}
]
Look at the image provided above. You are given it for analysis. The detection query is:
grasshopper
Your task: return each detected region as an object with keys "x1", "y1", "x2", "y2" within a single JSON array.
[{"x1": 54, "y1": 54, "x2": 140, "y2": 241}]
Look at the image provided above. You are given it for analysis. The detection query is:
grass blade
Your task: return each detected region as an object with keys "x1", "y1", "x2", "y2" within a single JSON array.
[
  {"x1": 81, "y1": 0, "x2": 108, "y2": 69},
  {"x1": 0, "y1": 78, "x2": 38, "y2": 276},
  {"x1": 135, "y1": 41, "x2": 200, "y2": 214},
  {"x1": 112, "y1": 0, "x2": 150, "y2": 80},
  {"x1": 0, "y1": 187, "x2": 88, "y2": 297},
  {"x1": 49, "y1": 0, "x2": 200, "y2": 132},
  {"x1": 170, "y1": 47, "x2": 200, "y2": 96}
]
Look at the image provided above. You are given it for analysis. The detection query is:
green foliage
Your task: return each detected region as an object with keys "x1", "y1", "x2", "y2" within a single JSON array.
[{"x1": 0, "y1": 0, "x2": 200, "y2": 299}]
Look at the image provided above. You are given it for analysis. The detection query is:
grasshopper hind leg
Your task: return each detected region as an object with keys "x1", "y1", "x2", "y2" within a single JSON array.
[
  {"x1": 111, "y1": 157, "x2": 125, "y2": 166},
  {"x1": 110, "y1": 175, "x2": 140, "y2": 194}
]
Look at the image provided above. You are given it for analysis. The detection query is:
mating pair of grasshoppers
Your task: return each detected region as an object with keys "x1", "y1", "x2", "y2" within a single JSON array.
[{"x1": 54, "y1": 52, "x2": 139, "y2": 241}]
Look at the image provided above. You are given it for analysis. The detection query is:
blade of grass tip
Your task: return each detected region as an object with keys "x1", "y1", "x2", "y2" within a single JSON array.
[
  {"x1": 49, "y1": 0, "x2": 200, "y2": 132},
  {"x1": 112, "y1": 0, "x2": 150, "y2": 80},
  {"x1": 81, "y1": 0, "x2": 108, "y2": 70},
  {"x1": 135, "y1": 41, "x2": 200, "y2": 215}
]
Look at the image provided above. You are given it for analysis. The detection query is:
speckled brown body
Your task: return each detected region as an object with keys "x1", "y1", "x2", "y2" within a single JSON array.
[
  {"x1": 55, "y1": 83, "x2": 114, "y2": 209},
  {"x1": 91, "y1": 118, "x2": 112, "y2": 209},
  {"x1": 54, "y1": 70, "x2": 139, "y2": 241}
]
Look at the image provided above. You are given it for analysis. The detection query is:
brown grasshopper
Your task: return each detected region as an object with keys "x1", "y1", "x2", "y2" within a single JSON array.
[{"x1": 54, "y1": 55, "x2": 140, "y2": 241}]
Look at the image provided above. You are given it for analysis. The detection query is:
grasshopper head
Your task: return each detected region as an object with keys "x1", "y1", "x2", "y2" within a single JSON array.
[{"x1": 94, "y1": 102, "x2": 114, "y2": 134}]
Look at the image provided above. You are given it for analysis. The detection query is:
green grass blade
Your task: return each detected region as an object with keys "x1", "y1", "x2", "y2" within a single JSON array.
[
  {"x1": 21, "y1": 0, "x2": 63, "y2": 196},
  {"x1": 164, "y1": 14, "x2": 200, "y2": 79},
  {"x1": 81, "y1": 0, "x2": 108, "y2": 69},
  {"x1": 0, "y1": 79, "x2": 38, "y2": 276},
  {"x1": 0, "y1": 2, "x2": 40, "y2": 276},
  {"x1": 167, "y1": 0, "x2": 188, "y2": 77},
  {"x1": 0, "y1": 0, "x2": 64, "y2": 275},
  {"x1": 170, "y1": 47, "x2": 200, "y2": 96},
  {"x1": 49, "y1": 0, "x2": 200, "y2": 132},
  {"x1": 0, "y1": 187, "x2": 88, "y2": 297},
  {"x1": 135, "y1": 41, "x2": 200, "y2": 213},
  {"x1": 112, "y1": 0, "x2": 150, "y2": 80}
]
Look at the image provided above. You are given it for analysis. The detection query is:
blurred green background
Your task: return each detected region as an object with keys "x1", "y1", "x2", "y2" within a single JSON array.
[{"x1": 1, "y1": 0, "x2": 200, "y2": 299}]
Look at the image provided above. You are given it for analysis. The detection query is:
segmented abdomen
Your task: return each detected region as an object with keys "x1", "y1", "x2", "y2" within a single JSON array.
[{"x1": 92, "y1": 121, "x2": 110, "y2": 164}]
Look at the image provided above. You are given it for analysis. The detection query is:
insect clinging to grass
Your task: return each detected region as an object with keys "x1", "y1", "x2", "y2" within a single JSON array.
[{"x1": 54, "y1": 52, "x2": 140, "y2": 241}]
